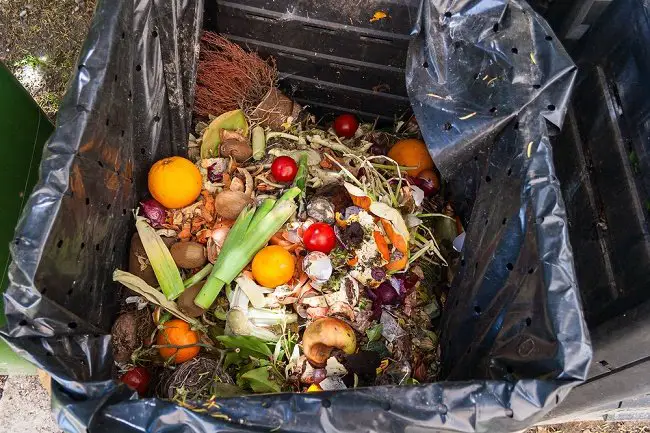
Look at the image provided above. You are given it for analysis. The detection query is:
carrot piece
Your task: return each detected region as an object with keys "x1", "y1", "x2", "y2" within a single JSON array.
[
  {"x1": 373, "y1": 231, "x2": 390, "y2": 261},
  {"x1": 381, "y1": 218, "x2": 408, "y2": 253},
  {"x1": 347, "y1": 255, "x2": 359, "y2": 266},
  {"x1": 385, "y1": 254, "x2": 408, "y2": 272}
]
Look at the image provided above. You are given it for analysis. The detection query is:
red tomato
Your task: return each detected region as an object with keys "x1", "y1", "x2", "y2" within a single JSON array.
[
  {"x1": 121, "y1": 367, "x2": 151, "y2": 394},
  {"x1": 302, "y1": 222, "x2": 336, "y2": 254},
  {"x1": 271, "y1": 156, "x2": 298, "y2": 182},
  {"x1": 333, "y1": 114, "x2": 359, "y2": 138}
]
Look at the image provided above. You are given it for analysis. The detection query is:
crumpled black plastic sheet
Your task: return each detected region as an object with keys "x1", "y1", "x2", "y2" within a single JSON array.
[{"x1": 1, "y1": 0, "x2": 591, "y2": 431}]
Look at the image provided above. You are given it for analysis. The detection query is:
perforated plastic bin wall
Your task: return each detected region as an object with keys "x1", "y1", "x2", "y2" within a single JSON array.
[{"x1": 1, "y1": 0, "x2": 591, "y2": 432}]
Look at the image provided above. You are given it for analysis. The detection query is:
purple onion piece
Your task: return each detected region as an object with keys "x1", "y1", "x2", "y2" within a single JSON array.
[
  {"x1": 365, "y1": 286, "x2": 377, "y2": 301},
  {"x1": 370, "y1": 144, "x2": 386, "y2": 156},
  {"x1": 402, "y1": 272, "x2": 419, "y2": 289},
  {"x1": 344, "y1": 206, "x2": 362, "y2": 219},
  {"x1": 312, "y1": 368, "x2": 327, "y2": 384},
  {"x1": 207, "y1": 163, "x2": 224, "y2": 183},
  {"x1": 371, "y1": 267, "x2": 386, "y2": 281},
  {"x1": 371, "y1": 302, "x2": 383, "y2": 321},
  {"x1": 418, "y1": 177, "x2": 438, "y2": 197},
  {"x1": 140, "y1": 198, "x2": 167, "y2": 227},
  {"x1": 375, "y1": 281, "x2": 399, "y2": 306}
]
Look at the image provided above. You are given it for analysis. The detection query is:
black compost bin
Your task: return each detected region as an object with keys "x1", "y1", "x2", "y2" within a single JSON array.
[{"x1": 1, "y1": 0, "x2": 592, "y2": 432}]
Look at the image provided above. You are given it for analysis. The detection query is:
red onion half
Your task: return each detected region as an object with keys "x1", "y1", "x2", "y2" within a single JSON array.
[{"x1": 140, "y1": 198, "x2": 167, "y2": 227}]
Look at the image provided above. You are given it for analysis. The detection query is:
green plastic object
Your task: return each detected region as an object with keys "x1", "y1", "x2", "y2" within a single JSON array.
[{"x1": 0, "y1": 61, "x2": 53, "y2": 374}]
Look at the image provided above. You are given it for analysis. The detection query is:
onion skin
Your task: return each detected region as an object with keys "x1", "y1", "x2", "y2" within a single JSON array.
[{"x1": 140, "y1": 198, "x2": 167, "y2": 227}]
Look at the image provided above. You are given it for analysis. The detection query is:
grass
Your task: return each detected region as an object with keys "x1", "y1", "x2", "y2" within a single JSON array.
[{"x1": 0, "y1": 0, "x2": 97, "y2": 118}]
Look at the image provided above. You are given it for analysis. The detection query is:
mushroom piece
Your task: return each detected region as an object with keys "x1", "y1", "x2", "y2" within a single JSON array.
[
  {"x1": 220, "y1": 130, "x2": 253, "y2": 162},
  {"x1": 302, "y1": 317, "x2": 357, "y2": 367}
]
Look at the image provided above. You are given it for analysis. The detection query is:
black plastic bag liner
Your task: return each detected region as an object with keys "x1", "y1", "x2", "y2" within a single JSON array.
[{"x1": 2, "y1": 0, "x2": 592, "y2": 431}]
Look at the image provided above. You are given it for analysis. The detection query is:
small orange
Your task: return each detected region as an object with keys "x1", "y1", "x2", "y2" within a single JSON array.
[
  {"x1": 148, "y1": 156, "x2": 202, "y2": 209},
  {"x1": 387, "y1": 138, "x2": 435, "y2": 176},
  {"x1": 251, "y1": 245, "x2": 295, "y2": 288},
  {"x1": 156, "y1": 319, "x2": 200, "y2": 363}
]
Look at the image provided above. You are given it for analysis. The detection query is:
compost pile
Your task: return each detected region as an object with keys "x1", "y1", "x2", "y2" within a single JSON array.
[{"x1": 111, "y1": 34, "x2": 462, "y2": 401}]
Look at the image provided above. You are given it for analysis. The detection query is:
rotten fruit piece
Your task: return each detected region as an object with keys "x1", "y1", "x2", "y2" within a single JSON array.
[
  {"x1": 176, "y1": 282, "x2": 207, "y2": 317},
  {"x1": 129, "y1": 233, "x2": 157, "y2": 287},
  {"x1": 214, "y1": 190, "x2": 253, "y2": 220},
  {"x1": 170, "y1": 241, "x2": 207, "y2": 269},
  {"x1": 386, "y1": 138, "x2": 434, "y2": 176},
  {"x1": 201, "y1": 109, "x2": 249, "y2": 159},
  {"x1": 302, "y1": 317, "x2": 357, "y2": 367},
  {"x1": 220, "y1": 130, "x2": 253, "y2": 162}
]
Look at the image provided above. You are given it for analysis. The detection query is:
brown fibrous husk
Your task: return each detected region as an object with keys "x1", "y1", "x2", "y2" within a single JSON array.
[
  {"x1": 158, "y1": 356, "x2": 233, "y2": 401},
  {"x1": 194, "y1": 32, "x2": 277, "y2": 118}
]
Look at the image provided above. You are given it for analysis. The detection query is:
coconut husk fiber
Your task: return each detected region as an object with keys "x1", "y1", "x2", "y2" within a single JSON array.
[{"x1": 194, "y1": 32, "x2": 301, "y2": 128}]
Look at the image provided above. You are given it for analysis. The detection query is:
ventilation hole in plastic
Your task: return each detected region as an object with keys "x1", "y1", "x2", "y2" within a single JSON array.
[
  {"x1": 382, "y1": 401, "x2": 391, "y2": 411},
  {"x1": 128, "y1": 90, "x2": 132, "y2": 99},
  {"x1": 513, "y1": 121, "x2": 519, "y2": 130},
  {"x1": 67, "y1": 288, "x2": 73, "y2": 295},
  {"x1": 106, "y1": 204, "x2": 112, "y2": 210},
  {"x1": 545, "y1": 35, "x2": 553, "y2": 41},
  {"x1": 95, "y1": 244, "x2": 100, "y2": 251},
  {"x1": 466, "y1": 346, "x2": 471, "y2": 354},
  {"x1": 423, "y1": 61, "x2": 429, "y2": 69},
  {"x1": 460, "y1": 259, "x2": 466, "y2": 266},
  {"x1": 121, "y1": 32, "x2": 125, "y2": 39},
  {"x1": 140, "y1": 148, "x2": 146, "y2": 155},
  {"x1": 114, "y1": 74, "x2": 118, "y2": 82},
  {"x1": 80, "y1": 242, "x2": 85, "y2": 249},
  {"x1": 153, "y1": 115, "x2": 161, "y2": 122},
  {"x1": 443, "y1": 122, "x2": 452, "y2": 131},
  {"x1": 556, "y1": 395, "x2": 560, "y2": 404},
  {"x1": 112, "y1": 246, "x2": 117, "y2": 253},
  {"x1": 507, "y1": 167, "x2": 512, "y2": 176},
  {"x1": 105, "y1": 118, "x2": 110, "y2": 126},
  {"x1": 152, "y1": 29, "x2": 158, "y2": 37},
  {"x1": 474, "y1": 305, "x2": 481, "y2": 314},
  {"x1": 492, "y1": 23, "x2": 499, "y2": 32},
  {"x1": 41, "y1": 287, "x2": 47, "y2": 295},
  {"x1": 136, "y1": 64, "x2": 142, "y2": 72},
  {"x1": 533, "y1": 84, "x2": 541, "y2": 89},
  {"x1": 68, "y1": 322, "x2": 78, "y2": 329},
  {"x1": 85, "y1": 197, "x2": 90, "y2": 205},
  {"x1": 537, "y1": 216, "x2": 544, "y2": 224},
  {"x1": 474, "y1": 155, "x2": 479, "y2": 161},
  {"x1": 505, "y1": 408, "x2": 514, "y2": 418},
  {"x1": 475, "y1": 262, "x2": 479, "y2": 270},
  {"x1": 485, "y1": 175, "x2": 492, "y2": 182},
  {"x1": 526, "y1": 317, "x2": 532, "y2": 327},
  {"x1": 511, "y1": 47, "x2": 518, "y2": 54},
  {"x1": 97, "y1": 160, "x2": 104, "y2": 168},
  {"x1": 14, "y1": 238, "x2": 20, "y2": 245},
  {"x1": 444, "y1": 11, "x2": 452, "y2": 17},
  {"x1": 121, "y1": 129, "x2": 125, "y2": 137},
  {"x1": 528, "y1": 267, "x2": 535, "y2": 274},
  {"x1": 484, "y1": 218, "x2": 489, "y2": 225},
  {"x1": 506, "y1": 262, "x2": 514, "y2": 271},
  {"x1": 122, "y1": 208, "x2": 127, "y2": 215},
  {"x1": 502, "y1": 217, "x2": 507, "y2": 225},
  {"x1": 19, "y1": 320, "x2": 27, "y2": 326},
  {"x1": 489, "y1": 106, "x2": 497, "y2": 113},
  {"x1": 506, "y1": 366, "x2": 514, "y2": 374},
  {"x1": 547, "y1": 104, "x2": 556, "y2": 111},
  {"x1": 57, "y1": 240, "x2": 63, "y2": 248},
  {"x1": 321, "y1": 399, "x2": 331, "y2": 408},
  {"x1": 46, "y1": 351, "x2": 52, "y2": 357}
]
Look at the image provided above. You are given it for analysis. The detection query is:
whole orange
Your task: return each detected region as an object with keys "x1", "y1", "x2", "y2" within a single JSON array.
[
  {"x1": 252, "y1": 245, "x2": 295, "y2": 288},
  {"x1": 387, "y1": 139, "x2": 435, "y2": 176},
  {"x1": 156, "y1": 319, "x2": 200, "y2": 363},
  {"x1": 148, "y1": 156, "x2": 202, "y2": 209}
]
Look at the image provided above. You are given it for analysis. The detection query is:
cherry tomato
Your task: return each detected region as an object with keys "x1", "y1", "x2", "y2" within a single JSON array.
[
  {"x1": 333, "y1": 114, "x2": 359, "y2": 138},
  {"x1": 302, "y1": 222, "x2": 336, "y2": 254},
  {"x1": 120, "y1": 367, "x2": 151, "y2": 394},
  {"x1": 271, "y1": 156, "x2": 298, "y2": 182}
]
